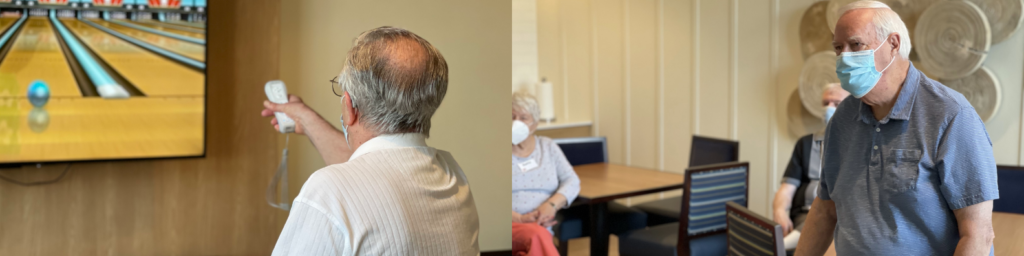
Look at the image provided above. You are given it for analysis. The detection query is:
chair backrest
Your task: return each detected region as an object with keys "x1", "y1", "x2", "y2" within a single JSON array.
[
  {"x1": 995, "y1": 165, "x2": 1024, "y2": 214},
  {"x1": 677, "y1": 161, "x2": 749, "y2": 254},
  {"x1": 725, "y1": 201, "x2": 785, "y2": 256},
  {"x1": 552, "y1": 137, "x2": 608, "y2": 166},
  {"x1": 689, "y1": 135, "x2": 739, "y2": 167}
]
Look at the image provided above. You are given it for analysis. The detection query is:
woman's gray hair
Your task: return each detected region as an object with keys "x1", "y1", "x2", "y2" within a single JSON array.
[
  {"x1": 339, "y1": 26, "x2": 448, "y2": 137},
  {"x1": 839, "y1": 1, "x2": 912, "y2": 59},
  {"x1": 512, "y1": 91, "x2": 540, "y2": 123}
]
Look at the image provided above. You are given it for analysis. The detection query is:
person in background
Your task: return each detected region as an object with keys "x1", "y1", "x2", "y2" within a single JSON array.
[
  {"x1": 797, "y1": 1, "x2": 998, "y2": 255},
  {"x1": 262, "y1": 26, "x2": 480, "y2": 256},
  {"x1": 512, "y1": 92, "x2": 580, "y2": 256},
  {"x1": 773, "y1": 83, "x2": 849, "y2": 250}
]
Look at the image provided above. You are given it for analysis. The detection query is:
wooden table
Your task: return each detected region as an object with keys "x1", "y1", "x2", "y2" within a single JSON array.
[
  {"x1": 572, "y1": 163, "x2": 685, "y2": 256},
  {"x1": 993, "y1": 212, "x2": 1024, "y2": 256}
]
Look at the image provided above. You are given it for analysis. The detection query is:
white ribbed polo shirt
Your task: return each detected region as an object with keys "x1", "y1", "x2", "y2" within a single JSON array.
[{"x1": 272, "y1": 133, "x2": 480, "y2": 256}]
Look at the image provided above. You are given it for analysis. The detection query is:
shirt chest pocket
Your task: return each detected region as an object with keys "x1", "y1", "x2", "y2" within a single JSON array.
[{"x1": 885, "y1": 149, "x2": 921, "y2": 193}]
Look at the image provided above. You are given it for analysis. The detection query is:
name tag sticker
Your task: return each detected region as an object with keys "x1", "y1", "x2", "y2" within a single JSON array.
[{"x1": 518, "y1": 159, "x2": 539, "y2": 173}]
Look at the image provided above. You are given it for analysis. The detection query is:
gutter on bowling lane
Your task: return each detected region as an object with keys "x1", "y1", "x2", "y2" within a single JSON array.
[
  {"x1": 0, "y1": 14, "x2": 28, "y2": 64},
  {"x1": 50, "y1": 14, "x2": 99, "y2": 97},
  {"x1": 49, "y1": 10, "x2": 131, "y2": 99}
]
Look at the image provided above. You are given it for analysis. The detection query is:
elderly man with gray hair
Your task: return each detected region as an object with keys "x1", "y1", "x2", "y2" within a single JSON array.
[
  {"x1": 796, "y1": 1, "x2": 999, "y2": 255},
  {"x1": 262, "y1": 26, "x2": 480, "y2": 256}
]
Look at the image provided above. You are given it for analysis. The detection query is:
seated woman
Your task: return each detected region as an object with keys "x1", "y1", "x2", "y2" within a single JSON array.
[{"x1": 511, "y1": 92, "x2": 580, "y2": 256}]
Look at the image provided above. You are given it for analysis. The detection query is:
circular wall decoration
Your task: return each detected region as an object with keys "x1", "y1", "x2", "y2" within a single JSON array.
[
  {"x1": 940, "y1": 66, "x2": 1001, "y2": 122},
  {"x1": 787, "y1": 89, "x2": 826, "y2": 137},
  {"x1": 964, "y1": 0, "x2": 1024, "y2": 44},
  {"x1": 881, "y1": 0, "x2": 939, "y2": 45},
  {"x1": 826, "y1": 0, "x2": 863, "y2": 34},
  {"x1": 915, "y1": 0, "x2": 990, "y2": 80},
  {"x1": 801, "y1": 1, "x2": 834, "y2": 59},
  {"x1": 799, "y1": 51, "x2": 839, "y2": 120}
]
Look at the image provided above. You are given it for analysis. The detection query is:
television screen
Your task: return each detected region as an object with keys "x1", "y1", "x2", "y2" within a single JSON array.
[{"x1": 0, "y1": 0, "x2": 207, "y2": 164}]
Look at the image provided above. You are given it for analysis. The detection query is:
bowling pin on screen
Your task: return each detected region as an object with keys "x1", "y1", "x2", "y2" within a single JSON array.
[{"x1": 0, "y1": 0, "x2": 208, "y2": 163}]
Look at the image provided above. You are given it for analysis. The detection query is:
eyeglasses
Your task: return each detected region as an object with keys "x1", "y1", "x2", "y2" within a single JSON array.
[
  {"x1": 330, "y1": 76, "x2": 357, "y2": 108},
  {"x1": 330, "y1": 76, "x2": 343, "y2": 97}
]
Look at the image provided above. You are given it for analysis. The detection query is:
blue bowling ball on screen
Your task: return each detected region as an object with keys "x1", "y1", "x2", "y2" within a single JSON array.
[{"x1": 27, "y1": 80, "x2": 49, "y2": 108}]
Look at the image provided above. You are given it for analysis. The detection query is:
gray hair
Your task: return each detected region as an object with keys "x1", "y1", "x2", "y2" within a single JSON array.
[
  {"x1": 512, "y1": 91, "x2": 539, "y2": 123},
  {"x1": 839, "y1": 1, "x2": 912, "y2": 59},
  {"x1": 339, "y1": 26, "x2": 447, "y2": 137}
]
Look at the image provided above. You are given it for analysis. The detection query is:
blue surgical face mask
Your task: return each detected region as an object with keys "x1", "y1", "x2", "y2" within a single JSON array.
[
  {"x1": 836, "y1": 37, "x2": 895, "y2": 98},
  {"x1": 339, "y1": 94, "x2": 353, "y2": 149},
  {"x1": 823, "y1": 106, "x2": 837, "y2": 124}
]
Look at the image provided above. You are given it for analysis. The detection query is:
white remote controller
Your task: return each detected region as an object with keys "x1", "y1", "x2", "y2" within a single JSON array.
[{"x1": 265, "y1": 80, "x2": 296, "y2": 133}]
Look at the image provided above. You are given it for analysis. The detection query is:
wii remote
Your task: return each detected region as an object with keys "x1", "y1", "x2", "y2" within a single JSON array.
[{"x1": 265, "y1": 80, "x2": 296, "y2": 133}]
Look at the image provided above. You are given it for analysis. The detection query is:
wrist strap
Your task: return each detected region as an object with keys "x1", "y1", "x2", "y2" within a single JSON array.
[{"x1": 267, "y1": 135, "x2": 290, "y2": 211}]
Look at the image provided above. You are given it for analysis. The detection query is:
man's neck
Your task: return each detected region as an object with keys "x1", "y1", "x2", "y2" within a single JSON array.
[{"x1": 863, "y1": 60, "x2": 910, "y2": 121}]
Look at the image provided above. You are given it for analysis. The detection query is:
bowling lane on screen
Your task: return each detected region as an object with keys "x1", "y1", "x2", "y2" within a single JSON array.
[
  {"x1": 165, "y1": 20, "x2": 205, "y2": 29},
  {"x1": 0, "y1": 17, "x2": 80, "y2": 99},
  {"x1": 61, "y1": 18, "x2": 204, "y2": 96},
  {"x1": 133, "y1": 20, "x2": 205, "y2": 34},
  {"x1": 90, "y1": 19, "x2": 205, "y2": 61},
  {"x1": 128, "y1": 20, "x2": 206, "y2": 40},
  {"x1": 0, "y1": 97, "x2": 204, "y2": 163}
]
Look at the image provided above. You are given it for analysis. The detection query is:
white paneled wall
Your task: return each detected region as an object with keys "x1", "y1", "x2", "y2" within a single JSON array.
[
  {"x1": 535, "y1": 0, "x2": 780, "y2": 215},
  {"x1": 533, "y1": 0, "x2": 1024, "y2": 217},
  {"x1": 513, "y1": 0, "x2": 539, "y2": 93}
]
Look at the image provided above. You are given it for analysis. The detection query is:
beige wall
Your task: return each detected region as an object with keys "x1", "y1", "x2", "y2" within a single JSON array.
[
  {"x1": 279, "y1": 0, "x2": 511, "y2": 251},
  {"x1": 536, "y1": 0, "x2": 1024, "y2": 217}
]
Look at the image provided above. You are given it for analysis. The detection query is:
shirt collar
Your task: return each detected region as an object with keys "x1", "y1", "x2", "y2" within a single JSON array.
[
  {"x1": 349, "y1": 133, "x2": 429, "y2": 160},
  {"x1": 857, "y1": 62, "x2": 921, "y2": 124}
]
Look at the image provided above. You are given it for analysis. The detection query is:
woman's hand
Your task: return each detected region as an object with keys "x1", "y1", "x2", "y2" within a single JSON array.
[
  {"x1": 513, "y1": 211, "x2": 539, "y2": 223},
  {"x1": 535, "y1": 201, "x2": 559, "y2": 227}
]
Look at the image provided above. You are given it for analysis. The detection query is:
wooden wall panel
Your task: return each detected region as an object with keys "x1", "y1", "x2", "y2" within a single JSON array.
[{"x1": 0, "y1": 1, "x2": 285, "y2": 255}]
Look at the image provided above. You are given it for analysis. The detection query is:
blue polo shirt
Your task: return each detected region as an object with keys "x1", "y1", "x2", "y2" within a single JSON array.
[{"x1": 819, "y1": 63, "x2": 999, "y2": 255}]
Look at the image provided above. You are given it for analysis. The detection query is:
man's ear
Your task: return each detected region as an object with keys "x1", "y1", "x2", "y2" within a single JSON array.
[
  {"x1": 889, "y1": 32, "x2": 901, "y2": 56},
  {"x1": 343, "y1": 91, "x2": 358, "y2": 126}
]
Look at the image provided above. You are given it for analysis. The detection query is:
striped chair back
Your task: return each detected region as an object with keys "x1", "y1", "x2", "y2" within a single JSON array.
[
  {"x1": 675, "y1": 162, "x2": 749, "y2": 255},
  {"x1": 684, "y1": 162, "x2": 748, "y2": 235},
  {"x1": 725, "y1": 201, "x2": 785, "y2": 256}
]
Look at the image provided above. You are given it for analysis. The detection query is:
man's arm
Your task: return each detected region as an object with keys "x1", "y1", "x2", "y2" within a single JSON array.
[
  {"x1": 773, "y1": 183, "x2": 798, "y2": 234},
  {"x1": 952, "y1": 200, "x2": 995, "y2": 256},
  {"x1": 795, "y1": 197, "x2": 837, "y2": 256},
  {"x1": 263, "y1": 95, "x2": 353, "y2": 165}
]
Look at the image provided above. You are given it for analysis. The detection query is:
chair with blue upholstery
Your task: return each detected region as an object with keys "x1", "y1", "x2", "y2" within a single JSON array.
[
  {"x1": 725, "y1": 201, "x2": 785, "y2": 256},
  {"x1": 633, "y1": 135, "x2": 740, "y2": 226},
  {"x1": 618, "y1": 162, "x2": 749, "y2": 256},
  {"x1": 995, "y1": 165, "x2": 1024, "y2": 214},
  {"x1": 550, "y1": 137, "x2": 648, "y2": 255}
]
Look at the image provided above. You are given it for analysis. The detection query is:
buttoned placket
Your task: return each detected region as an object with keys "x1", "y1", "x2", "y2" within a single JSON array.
[{"x1": 869, "y1": 123, "x2": 882, "y2": 192}]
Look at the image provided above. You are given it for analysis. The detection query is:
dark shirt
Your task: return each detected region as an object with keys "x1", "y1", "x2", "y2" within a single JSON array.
[{"x1": 782, "y1": 134, "x2": 815, "y2": 220}]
